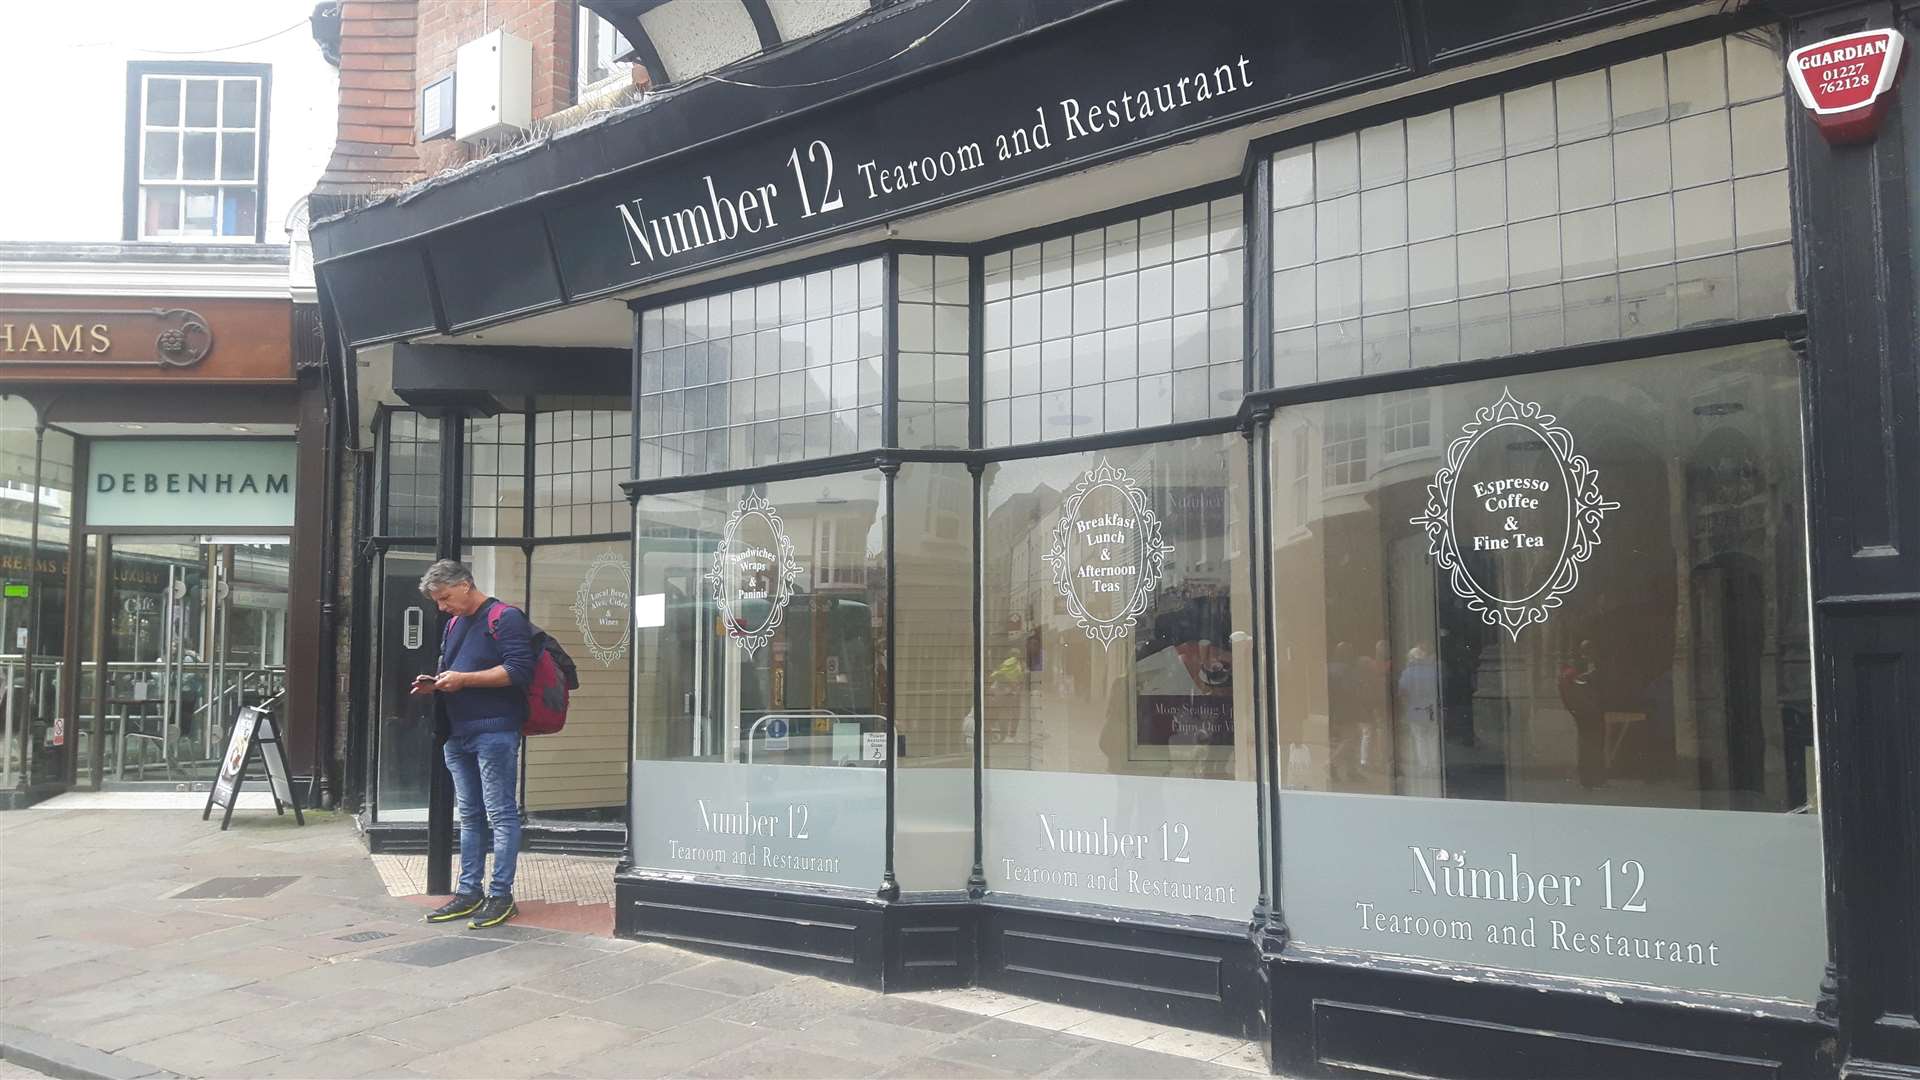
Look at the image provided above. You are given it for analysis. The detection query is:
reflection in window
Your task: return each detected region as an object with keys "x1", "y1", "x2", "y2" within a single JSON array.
[
  {"x1": 1272, "y1": 34, "x2": 1796, "y2": 385},
  {"x1": 632, "y1": 473, "x2": 887, "y2": 766},
  {"x1": 982, "y1": 436, "x2": 1251, "y2": 780},
  {"x1": 1271, "y1": 341, "x2": 1813, "y2": 814},
  {"x1": 1382, "y1": 388, "x2": 1431, "y2": 454},
  {"x1": 637, "y1": 260, "x2": 884, "y2": 479},
  {"x1": 1323, "y1": 400, "x2": 1368, "y2": 487}
]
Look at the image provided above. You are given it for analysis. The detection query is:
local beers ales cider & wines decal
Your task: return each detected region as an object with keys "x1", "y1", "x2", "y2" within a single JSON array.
[
  {"x1": 1410, "y1": 388, "x2": 1619, "y2": 639},
  {"x1": 570, "y1": 550, "x2": 632, "y2": 666},
  {"x1": 707, "y1": 492, "x2": 802, "y2": 658},
  {"x1": 1042, "y1": 460, "x2": 1174, "y2": 647}
]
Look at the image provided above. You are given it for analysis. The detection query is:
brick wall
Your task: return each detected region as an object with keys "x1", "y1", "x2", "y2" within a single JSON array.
[
  {"x1": 414, "y1": 0, "x2": 577, "y2": 174},
  {"x1": 318, "y1": 0, "x2": 580, "y2": 191}
]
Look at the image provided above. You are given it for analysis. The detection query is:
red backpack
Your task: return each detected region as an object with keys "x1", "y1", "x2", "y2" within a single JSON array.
[{"x1": 454, "y1": 601, "x2": 579, "y2": 735}]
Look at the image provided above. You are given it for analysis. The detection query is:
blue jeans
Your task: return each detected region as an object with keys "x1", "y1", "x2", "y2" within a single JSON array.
[{"x1": 443, "y1": 730, "x2": 522, "y2": 897}]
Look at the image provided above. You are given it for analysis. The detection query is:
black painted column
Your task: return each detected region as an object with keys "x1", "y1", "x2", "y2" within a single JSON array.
[{"x1": 1786, "y1": 2, "x2": 1920, "y2": 1073}]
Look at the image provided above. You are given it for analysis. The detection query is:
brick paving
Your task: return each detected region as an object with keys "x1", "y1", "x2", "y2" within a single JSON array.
[{"x1": 0, "y1": 807, "x2": 1275, "y2": 1078}]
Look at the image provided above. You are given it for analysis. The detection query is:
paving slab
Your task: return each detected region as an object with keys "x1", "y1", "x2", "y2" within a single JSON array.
[
  {"x1": 403, "y1": 1014, "x2": 639, "y2": 1079},
  {"x1": 121, "y1": 1027, "x2": 277, "y2": 1076},
  {"x1": 657, "y1": 957, "x2": 799, "y2": 997},
  {"x1": 1054, "y1": 1042, "x2": 1249, "y2": 1078},
  {"x1": 568, "y1": 980, "x2": 737, "y2": 1031},
  {"x1": 203, "y1": 1033, "x2": 423, "y2": 1080},
  {"x1": 370, "y1": 988, "x2": 579, "y2": 1052},
  {"x1": 0, "y1": 810, "x2": 1273, "y2": 1080},
  {"x1": 566, "y1": 1017, "x2": 771, "y2": 1079},
  {"x1": 682, "y1": 1043, "x2": 882, "y2": 1079}
]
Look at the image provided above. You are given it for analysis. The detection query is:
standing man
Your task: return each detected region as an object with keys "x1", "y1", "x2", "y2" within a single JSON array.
[{"x1": 410, "y1": 560, "x2": 533, "y2": 928}]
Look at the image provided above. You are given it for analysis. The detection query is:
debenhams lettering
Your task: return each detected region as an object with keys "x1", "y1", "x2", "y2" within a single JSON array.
[
  {"x1": 1, "y1": 321, "x2": 111, "y2": 354},
  {"x1": 96, "y1": 469, "x2": 290, "y2": 496},
  {"x1": 614, "y1": 55, "x2": 1254, "y2": 268}
]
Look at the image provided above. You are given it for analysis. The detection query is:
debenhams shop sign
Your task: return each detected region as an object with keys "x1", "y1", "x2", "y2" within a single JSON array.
[{"x1": 87, "y1": 439, "x2": 296, "y2": 529}]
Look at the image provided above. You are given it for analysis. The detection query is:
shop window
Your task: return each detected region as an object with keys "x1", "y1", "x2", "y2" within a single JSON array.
[
  {"x1": 533, "y1": 397, "x2": 629, "y2": 537},
  {"x1": 894, "y1": 462, "x2": 976, "y2": 891},
  {"x1": 382, "y1": 410, "x2": 441, "y2": 538},
  {"x1": 525, "y1": 541, "x2": 629, "y2": 822},
  {"x1": 637, "y1": 259, "x2": 884, "y2": 479},
  {"x1": 896, "y1": 254, "x2": 973, "y2": 449},
  {"x1": 630, "y1": 471, "x2": 888, "y2": 889},
  {"x1": 1270, "y1": 341, "x2": 1823, "y2": 1002},
  {"x1": 126, "y1": 64, "x2": 268, "y2": 242},
  {"x1": 463, "y1": 413, "x2": 526, "y2": 539},
  {"x1": 981, "y1": 435, "x2": 1257, "y2": 919},
  {"x1": 1271, "y1": 34, "x2": 1795, "y2": 384},
  {"x1": 983, "y1": 196, "x2": 1245, "y2": 447},
  {"x1": 0, "y1": 401, "x2": 76, "y2": 786}
]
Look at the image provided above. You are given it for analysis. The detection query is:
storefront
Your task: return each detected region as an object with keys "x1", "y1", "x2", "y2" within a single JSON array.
[
  {"x1": 1, "y1": 294, "x2": 328, "y2": 805},
  {"x1": 314, "y1": 1, "x2": 1920, "y2": 1075}
]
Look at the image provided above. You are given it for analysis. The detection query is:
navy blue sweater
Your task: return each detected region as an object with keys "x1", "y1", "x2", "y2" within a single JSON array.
[{"x1": 439, "y1": 599, "x2": 534, "y2": 737}]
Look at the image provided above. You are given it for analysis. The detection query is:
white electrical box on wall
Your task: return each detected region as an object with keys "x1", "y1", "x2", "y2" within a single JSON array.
[{"x1": 453, "y1": 29, "x2": 532, "y2": 142}]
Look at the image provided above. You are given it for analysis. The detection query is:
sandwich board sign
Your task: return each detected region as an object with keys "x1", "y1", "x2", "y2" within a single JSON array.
[{"x1": 203, "y1": 704, "x2": 304, "y2": 830}]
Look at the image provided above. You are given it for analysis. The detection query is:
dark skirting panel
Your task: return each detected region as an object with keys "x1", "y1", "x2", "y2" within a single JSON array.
[
  {"x1": 616, "y1": 872, "x2": 888, "y2": 989},
  {"x1": 1268, "y1": 950, "x2": 1836, "y2": 1080},
  {"x1": 975, "y1": 901, "x2": 1265, "y2": 1039},
  {"x1": 883, "y1": 897, "x2": 977, "y2": 993}
]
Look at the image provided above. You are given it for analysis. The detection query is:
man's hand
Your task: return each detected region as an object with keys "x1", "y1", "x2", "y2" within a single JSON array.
[
  {"x1": 408, "y1": 674, "x2": 436, "y2": 697},
  {"x1": 432, "y1": 670, "x2": 467, "y2": 693}
]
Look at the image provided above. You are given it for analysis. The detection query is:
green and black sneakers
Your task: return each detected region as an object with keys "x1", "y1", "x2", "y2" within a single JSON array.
[
  {"x1": 425, "y1": 893, "x2": 483, "y2": 923},
  {"x1": 468, "y1": 895, "x2": 517, "y2": 928}
]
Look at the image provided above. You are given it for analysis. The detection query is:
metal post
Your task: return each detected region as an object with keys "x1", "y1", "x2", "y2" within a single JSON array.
[
  {"x1": 88, "y1": 537, "x2": 111, "y2": 791},
  {"x1": 18, "y1": 423, "x2": 45, "y2": 791},
  {"x1": 426, "y1": 412, "x2": 464, "y2": 896},
  {"x1": 878, "y1": 461, "x2": 900, "y2": 901}
]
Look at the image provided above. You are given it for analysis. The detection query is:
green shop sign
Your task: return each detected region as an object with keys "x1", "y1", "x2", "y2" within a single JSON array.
[{"x1": 86, "y1": 439, "x2": 296, "y2": 529}]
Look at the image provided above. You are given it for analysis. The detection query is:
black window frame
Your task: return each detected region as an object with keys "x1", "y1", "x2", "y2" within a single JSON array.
[{"x1": 123, "y1": 60, "x2": 273, "y2": 244}]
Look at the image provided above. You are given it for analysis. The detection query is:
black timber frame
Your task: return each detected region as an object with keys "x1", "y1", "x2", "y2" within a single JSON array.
[{"x1": 320, "y1": 0, "x2": 1920, "y2": 1075}]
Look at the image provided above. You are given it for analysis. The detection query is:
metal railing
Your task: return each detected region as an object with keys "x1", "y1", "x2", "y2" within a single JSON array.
[
  {"x1": 744, "y1": 710, "x2": 887, "y2": 765},
  {"x1": 1, "y1": 657, "x2": 286, "y2": 786},
  {"x1": 0, "y1": 655, "x2": 60, "y2": 790}
]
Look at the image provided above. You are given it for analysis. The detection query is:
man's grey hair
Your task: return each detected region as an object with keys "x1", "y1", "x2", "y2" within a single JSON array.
[{"x1": 418, "y1": 559, "x2": 475, "y2": 598}]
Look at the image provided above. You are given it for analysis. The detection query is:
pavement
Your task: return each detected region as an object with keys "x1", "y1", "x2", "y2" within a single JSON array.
[{"x1": 0, "y1": 804, "x2": 1274, "y2": 1079}]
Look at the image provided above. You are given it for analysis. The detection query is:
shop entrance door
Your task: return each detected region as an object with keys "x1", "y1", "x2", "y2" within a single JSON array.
[{"x1": 78, "y1": 536, "x2": 288, "y2": 787}]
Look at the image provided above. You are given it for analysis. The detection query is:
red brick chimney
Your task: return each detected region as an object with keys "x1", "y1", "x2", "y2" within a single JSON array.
[{"x1": 315, "y1": 0, "x2": 423, "y2": 198}]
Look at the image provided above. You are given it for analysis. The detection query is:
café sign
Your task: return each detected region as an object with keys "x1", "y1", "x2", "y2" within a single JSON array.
[
  {"x1": 0, "y1": 307, "x2": 213, "y2": 369},
  {"x1": 1042, "y1": 460, "x2": 1173, "y2": 648},
  {"x1": 1410, "y1": 389, "x2": 1620, "y2": 639},
  {"x1": 706, "y1": 492, "x2": 802, "y2": 658}
]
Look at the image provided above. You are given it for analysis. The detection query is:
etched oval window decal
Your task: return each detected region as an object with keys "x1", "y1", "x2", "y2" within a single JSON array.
[
  {"x1": 707, "y1": 492, "x2": 802, "y2": 657},
  {"x1": 1410, "y1": 389, "x2": 1620, "y2": 639},
  {"x1": 570, "y1": 550, "x2": 633, "y2": 667},
  {"x1": 1042, "y1": 460, "x2": 1174, "y2": 648}
]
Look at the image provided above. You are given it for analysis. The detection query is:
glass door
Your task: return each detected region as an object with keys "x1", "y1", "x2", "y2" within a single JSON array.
[
  {"x1": 79, "y1": 536, "x2": 288, "y2": 785},
  {"x1": 374, "y1": 549, "x2": 439, "y2": 820}
]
